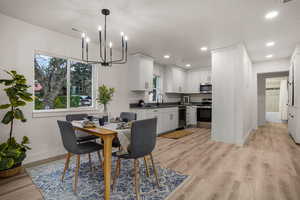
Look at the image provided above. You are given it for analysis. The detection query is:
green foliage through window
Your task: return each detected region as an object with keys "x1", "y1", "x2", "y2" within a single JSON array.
[{"x1": 34, "y1": 54, "x2": 93, "y2": 110}]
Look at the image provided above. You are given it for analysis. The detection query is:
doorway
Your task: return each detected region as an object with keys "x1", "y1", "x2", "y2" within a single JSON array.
[
  {"x1": 265, "y1": 77, "x2": 288, "y2": 123},
  {"x1": 257, "y1": 71, "x2": 289, "y2": 126}
]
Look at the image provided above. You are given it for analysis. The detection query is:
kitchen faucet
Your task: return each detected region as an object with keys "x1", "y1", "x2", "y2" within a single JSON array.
[{"x1": 157, "y1": 93, "x2": 164, "y2": 105}]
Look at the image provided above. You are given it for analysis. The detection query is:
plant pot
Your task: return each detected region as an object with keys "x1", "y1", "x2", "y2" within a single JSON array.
[{"x1": 0, "y1": 164, "x2": 22, "y2": 178}]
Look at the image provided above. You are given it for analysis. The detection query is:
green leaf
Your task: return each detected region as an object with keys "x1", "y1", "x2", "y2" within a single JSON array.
[
  {"x1": 1, "y1": 111, "x2": 14, "y2": 124},
  {"x1": 14, "y1": 109, "x2": 25, "y2": 120},
  {"x1": 0, "y1": 104, "x2": 11, "y2": 109},
  {"x1": 0, "y1": 79, "x2": 11, "y2": 84},
  {"x1": 21, "y1": 136, "x2": 30, "y2": 145},
  {"x1": 16, "y1": 100, "x2": 26, "y2": 107},
  {"x1": 0, "y1": 143, "x2": 9, "y2": 152},
  {"x1": 0, "y1": 158, "x2": 14, "y2": 171},
  {"x1": 18, "y1": 93, "x2": 33, "y2": 102}
]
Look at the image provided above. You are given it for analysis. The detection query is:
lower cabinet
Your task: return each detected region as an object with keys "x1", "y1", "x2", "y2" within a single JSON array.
[
  {"x1": 131, "y1": 107, "x2": 179, "y2": 135},
  {"x1": 186, "y1": 106, "x2": 197, "y2": 126}
]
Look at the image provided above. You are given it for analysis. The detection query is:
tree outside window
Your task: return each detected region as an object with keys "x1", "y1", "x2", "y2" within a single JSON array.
[
  {"x1": 34, "y1": 54, "x2": 94, "y2": 110},
  {"x1": 149, "y1": 75, "x2": 161, "y2": 102}
]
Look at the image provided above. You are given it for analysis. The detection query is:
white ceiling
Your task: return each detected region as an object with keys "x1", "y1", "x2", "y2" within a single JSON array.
[{"x1": 0, "y1": 0, "x2": 299, "y2": 68}]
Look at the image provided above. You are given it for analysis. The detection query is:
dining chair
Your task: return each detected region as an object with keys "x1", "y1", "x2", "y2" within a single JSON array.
[
  {"x1": 110, "y1": 112, "x2": 138, "y2": 148},
  {"x1": 66, "y1": 114, "x2": 102, "y2": 171},
  {"x1": 66, "y1": 114, "x2": 99, "y2": 142},
  {"x1": 120, "y1": 112, "x2": 137, "y2": 122},
  {"x1": 112, "y1": 118, "x2": 160, "y2": 200},
  {"x1": 57, "y1": 120, "x2": 104, "y2": 192}
]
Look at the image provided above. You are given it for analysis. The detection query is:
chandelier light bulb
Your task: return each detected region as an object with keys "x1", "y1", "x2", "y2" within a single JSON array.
[
  {"x1": 98, "y1": 26, "x2": 102, "y2": 31},
  {"x1": 109, "y1": 42, "x2": 113, "y2": 48},
  {"x1": 125, "y1": 36, "x2": 128, "y2": 41},
  {"x1": 121, "y1": 32, "x2": 124, "y2": 36},
  {"x1": 81, "y1": 32, "x2": 86, "y2": 38},
  {"x1": 86, "y1": 37, "x2": 90, "y2": 43}
]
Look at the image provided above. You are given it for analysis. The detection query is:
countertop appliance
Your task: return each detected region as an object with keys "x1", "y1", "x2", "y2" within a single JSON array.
[
  {"x1": 178, "y1": 105, "x2": 187, "y2": 129},
  {"x1": 138, "y1": 99, "x2": 145, "y2": 107},
  {"x1": 182, "y1": 96, "x2": 190, "y2": 105},
  {"x1": 200, "y1": 83, "x2": 212, "y2": 94}
]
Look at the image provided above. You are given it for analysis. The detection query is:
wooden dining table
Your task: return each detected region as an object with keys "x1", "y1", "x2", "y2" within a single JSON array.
[{"x1": 74, "y1": 126, "x2": 117, "y2": 200}]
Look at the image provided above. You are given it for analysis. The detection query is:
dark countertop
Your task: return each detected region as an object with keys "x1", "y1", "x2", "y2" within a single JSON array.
[{"x1": 129, "y1": 102, "x2": 205, "y2": 109}]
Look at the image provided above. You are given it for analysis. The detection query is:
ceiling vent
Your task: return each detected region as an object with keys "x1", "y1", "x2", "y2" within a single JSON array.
[{"x1": 280, "y1": 0, "x2": 294, "y2": 3}]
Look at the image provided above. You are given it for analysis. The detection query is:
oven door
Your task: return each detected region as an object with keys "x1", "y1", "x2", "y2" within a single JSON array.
[{"x1": 197, "y1": 107, "x2": 212, "y2": 122}]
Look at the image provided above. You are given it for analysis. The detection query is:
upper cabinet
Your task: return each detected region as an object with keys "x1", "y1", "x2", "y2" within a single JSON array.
[
  {"x1": 128, "y1": 54, "x2": 154, "y2": 91},
  {"x1": 165, "y1": 66, "x2": 186, "y2": 93},
  {"x1": 185, "y1": 69, "x2": 212, "y2": 93}
]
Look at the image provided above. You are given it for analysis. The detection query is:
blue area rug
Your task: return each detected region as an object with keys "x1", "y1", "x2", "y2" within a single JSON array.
[{"x1": 26, "y1": 154, "x2": 188, "y2": 200}]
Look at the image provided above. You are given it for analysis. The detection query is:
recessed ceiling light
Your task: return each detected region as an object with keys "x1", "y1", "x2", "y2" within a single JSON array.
[
  {"x1": 265, "y1": 11, "x2": 279, "y2": 20},
  {"x1": 266, "y1": 54, "x2": 273, "y2": 58},
  {"x1": 185, "y1": 64, "x2": 191, "y2": 67},
  {"x1": 201, "y1": 46, "x2": 208, "y2": 52},
  {"x1": 164, "y1": 55, "x2": 170, "y2": 59},
  {"x1": 266, "y1": 41, "x2": 275, "y2": 47}
]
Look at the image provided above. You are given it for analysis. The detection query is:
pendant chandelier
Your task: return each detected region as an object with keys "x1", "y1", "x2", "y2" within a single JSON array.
[{"x1": 78, "y1": 8, "x2": 128, "y2": 66}]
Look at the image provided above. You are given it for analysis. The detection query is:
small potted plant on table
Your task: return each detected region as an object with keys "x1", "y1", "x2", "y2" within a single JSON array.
[
  {"x1": 0, "y1": 70, "x2": 33, "y2": 177},
  {"x1": 97, "y1": 84, "x2": 115, "y2": 119}
]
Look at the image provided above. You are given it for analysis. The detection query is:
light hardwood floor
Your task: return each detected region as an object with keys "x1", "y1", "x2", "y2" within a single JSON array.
[
  {"x1": 1, "y1": 123, "x2": 299, "y2": 200},
  {"x1": 155, "y1": 123, "x2": 300, "y2": 200}
]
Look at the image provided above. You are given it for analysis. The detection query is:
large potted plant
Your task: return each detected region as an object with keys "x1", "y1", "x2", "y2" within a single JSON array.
[
  {"x1": 0, "y1": 70, "x2": 33, "y2": 177},
  {"x1": 97, "y1": 84, "x2": 115, "y2": 113}
]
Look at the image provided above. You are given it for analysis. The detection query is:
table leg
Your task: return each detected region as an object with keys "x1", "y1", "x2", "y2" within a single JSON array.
[{"x1": 103, "y1": 135, "x2": 114, "y2": 200}]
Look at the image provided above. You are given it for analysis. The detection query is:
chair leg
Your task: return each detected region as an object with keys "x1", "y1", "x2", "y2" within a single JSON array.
[
  {"x1": 144, "y1": 156, "x2": 151, "y2": 177},
  {"x1": 133, "y1": 159, "x2": 141, "y2": 200},
  {"x1": 61, "y1": 152, "x2": 72, "y2": 182},
  {"x1": 88, "y1": 153, "x2": 93, "y2": 172},
  {"x1": 73, "y1": 154, "x2": 80, "y2": 193},
  {"x1": 112, "y1": 158, "x2": 121, "y2": 191},
  {"x1": 149, "y1": 153, "x2": 160, "y2": 188}
]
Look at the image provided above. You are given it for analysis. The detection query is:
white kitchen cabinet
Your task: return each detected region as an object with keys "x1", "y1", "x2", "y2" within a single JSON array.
[
  {"x1": 130, "y1": 107, "x2": 178, "y2": 135},
  {"x1": 145, "y1": 109, "x2": 163, "y2": 134},
  {"x1": 168, "y1": 109, "x2": 179, "y2": 130},
  {"x1": 186, "y1": 106, "x2": 197, "y2": 126},
  {"x1": 128, "y1": 54, "x2": 154, "y2": 91},
  {"x1": 165, "y1": 66, "x2": 186, "y2": 93},
  {"x1": 185, "y1": 69, "x2": 212, "y2": 93}
]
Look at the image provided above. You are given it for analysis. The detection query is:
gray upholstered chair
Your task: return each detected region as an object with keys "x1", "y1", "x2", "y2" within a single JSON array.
[
  {"x1": 112, "y1": 118, "x2": 160, "y2": 200},
  {"x1": 57, "y1": 120, "x2": 103, "y2": 192},
  {"x1": 120, "y1": 112, "x2": 137, "y2": 122},
  {"x1": 66, "y1": 114, "x2": 102, "y2": 172},
  {"x1": 66, "y1": 114, "x2": 98, "y2": 142},
  {"x1": 110, "y1": 112, "x2": 137, "y2": 148}
]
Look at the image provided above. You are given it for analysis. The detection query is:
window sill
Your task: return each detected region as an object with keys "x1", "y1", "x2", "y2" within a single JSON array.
[{"x1": 32, "y1": 107, "x2": 102, "y2": 118}]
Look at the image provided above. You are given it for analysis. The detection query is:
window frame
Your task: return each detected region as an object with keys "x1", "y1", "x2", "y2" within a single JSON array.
[
  {"x1": 33, "y1": 51, "x2": 98, "y2": 115},
  {"x1": 149, "y1": 75, "x2": 161, "y2": 103}
]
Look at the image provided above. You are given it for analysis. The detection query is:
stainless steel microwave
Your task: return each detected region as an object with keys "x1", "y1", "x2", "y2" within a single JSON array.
[{"x1": 200, "y1": 83, "x2": 212, "y2": 94}]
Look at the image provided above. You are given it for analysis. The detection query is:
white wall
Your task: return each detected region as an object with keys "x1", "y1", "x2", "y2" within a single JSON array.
[
  {"x1": 253, "y1": 58, "x2": 290, "y2": 126},
  {"x1": 211, "y1": 44, "x2": 256, "y2": 145},
  {"x1": 0, "y1": 13, "x2": 130, "y2": 163}
]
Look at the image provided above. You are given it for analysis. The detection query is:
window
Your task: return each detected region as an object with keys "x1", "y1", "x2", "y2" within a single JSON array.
[
  {"x1": 149, "y1": 75, "x2": 161, "y2": 102},
  {"x1": 70, "y1": 60, "x2": 93, "y2": 108},
  {"x1": 34, "y1": 53, "x2": 94, "y2": 111}
]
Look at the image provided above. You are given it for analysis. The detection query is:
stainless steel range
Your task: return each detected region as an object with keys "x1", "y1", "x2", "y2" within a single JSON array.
[{"x1": 197, "y1": 98, "x2": 212, "y2": 122}]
